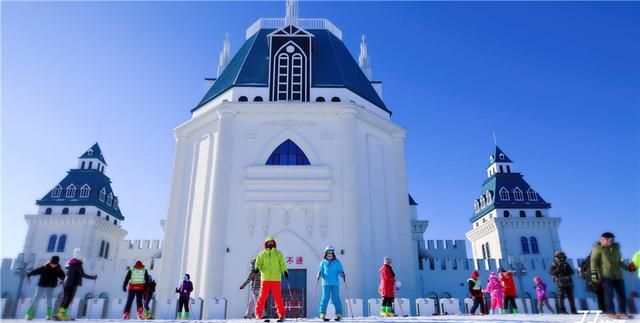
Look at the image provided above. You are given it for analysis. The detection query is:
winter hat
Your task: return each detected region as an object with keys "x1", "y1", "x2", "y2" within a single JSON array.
[
  {"x1": 134, "y1": 261, "x2": 144, "y2": 268},
  {"x1": 264, "y1": 236, "x2": 277, "y2": 249},
  {"x1": 471, "y1": 271, "x2": 480, "y2": 279},
  {"x1": 534, "y1": 276, "x2": 542, "y2": 283},
  {"x1": 601, "y1": 232, "x2": 615, "y2": 239},
  {"x1": 324, "y1": 246, "x2": 335, "y2": 254},
  {"x1": 73, "y1": 248, "x2": 83, "y2": 261},
  {"x1": 383, "y1": 257, "x2": 392, "y2": 265},
  {"x1": 184, "y1": 273, "x2": 190, "y2": 281},
  {"x1": 554, "y1": 251, "x2": 567, "y2": 260},
  {"x1": 489, "y1": 272, "x2": 497, "y2": 279},
  {"x1": 50, "y1": 256, "x2": 60, "y2": 265}
]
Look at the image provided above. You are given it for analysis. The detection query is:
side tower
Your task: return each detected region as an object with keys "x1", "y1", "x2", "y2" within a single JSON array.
[{"x1": 465, "y1": 146, "x2": 562, "y2": 263}]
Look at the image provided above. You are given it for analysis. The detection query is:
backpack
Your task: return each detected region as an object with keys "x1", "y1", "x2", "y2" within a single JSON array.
[{"x1": 578, "y1": 255, "x2": 591, "y2": 280}]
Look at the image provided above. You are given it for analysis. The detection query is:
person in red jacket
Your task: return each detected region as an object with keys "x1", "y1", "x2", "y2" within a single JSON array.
[
  {"x1": 378, "y1": 257, "x2": 396, "y2": 317},
  {"x1": 499, "y1": 269, "x2": 518, "y2": 314},
  {"x1": 122, "y1": 261, "x2": 150, "y2": 319}
]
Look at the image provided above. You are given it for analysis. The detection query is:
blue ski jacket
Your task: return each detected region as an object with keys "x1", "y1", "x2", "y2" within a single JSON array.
[{"x1": 317, "y1": 258, "x2": 344, "y2": 286}]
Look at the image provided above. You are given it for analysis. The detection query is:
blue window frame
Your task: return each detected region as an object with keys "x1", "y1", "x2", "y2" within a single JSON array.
[
  {"x1": 47, "y1": 235, "x2": 57, "y2": 252},
  {"x1": 56, "y1": 234, "x2": 67, "y2": 252},
  {"x1": 530, "y1": 237, "x2": 539, "y2": 254},
  {"x1": 520, "y1": 236, "x2": 530, "y2": 254},
  {"x1": 266, "y1": 139, "x2": 310, "y2": 166}
]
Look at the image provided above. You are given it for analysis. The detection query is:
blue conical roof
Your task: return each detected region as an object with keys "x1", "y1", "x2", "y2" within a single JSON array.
[{"x1": 79, "y1": 143, "x2": 107, "y2": 165}]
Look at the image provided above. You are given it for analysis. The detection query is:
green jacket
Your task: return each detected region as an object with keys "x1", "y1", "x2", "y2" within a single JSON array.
[
  {"x1": 256, "y1": 237, "x2": 288, "y2": 282},
  {"x1": 590, "y1": 242, "x2": 628, "y2": 280},
  {"x1": 632, "y1": 251, "x2": 640, "y2": 279}
]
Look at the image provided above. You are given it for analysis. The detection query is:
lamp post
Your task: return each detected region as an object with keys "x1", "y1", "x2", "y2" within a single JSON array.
[{"x1": 508, "y1": 255, "x2": 528, "y2": 313}]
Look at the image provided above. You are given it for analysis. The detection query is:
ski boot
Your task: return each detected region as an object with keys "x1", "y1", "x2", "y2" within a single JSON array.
[
  {"x1": 26, "y1": 307, "x2": 34, "y2": 320},
  {"x1": 144, "y1": 310, "x2": 154, "y2": 320},
  {"x1": 512, "y1": 308, "x2": 519, "y2": 314},
  {"x1": 185, "y1": 311, "x2": 190, "y2": 320},
  {"x1": 320, "y1": 313, "x2": 328, "y2": 321},
  {"x1": 334, "y1": 314, "x2": 342, "y2": 321},
  {"x1": 55, "y1": 308, "x2": 71, "y2": 321},
  {"x1": 276, "y1": 317, "x2": 284, "y2": 322},
  {"x1": 46, "y1": 308, "x2": 53, "y2": 320},
  {"x1": 123, "y1": 311, "x2": 129, "y2": 320},
  {"x1": 176, "y1": 311, "x2": 182, "y2": 320},
  {"x1": 501, "y1": 309, "x2": 507, "y2": 314},
  {"x1": 137, "y1": 308, "x2": 144, "y2": 320}
]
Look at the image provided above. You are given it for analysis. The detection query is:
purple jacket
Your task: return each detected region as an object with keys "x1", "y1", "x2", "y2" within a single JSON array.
[
  {"x1": 176, "y1": 280, "x2": 193, "y2": 298},
  {"x1": 535, "y1": 281, "x2": 548, "y2": 300}
]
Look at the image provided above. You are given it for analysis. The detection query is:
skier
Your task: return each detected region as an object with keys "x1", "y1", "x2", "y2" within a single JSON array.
[
  {"x1": 56, "y1": 249, "x2": 97, "y2": 321},
  {"x1": 378, "y1": 257, "x2": 396, "y2": 317},
  {"x1": 122, "y1": 260, "x2": 150, "y2": 319},
  {"x1": 484, "y1": 272, "x2": 503, "y2": 315},
  {"x1": 254, "y1": 236, "x2": 288, "y2": 322},
  {"x1": 239, "y1": 259, "x2": 261, "y2": 319},
  {"x1": 175, "y1": 273, "x2": 194, "y2": 320},
  {"x1": 142, "y1": 275, "x2": 156, "y2": 319},
  {"x1": 549, "y1": 251, "x2": 577, "y2": 314},
  {"x1": 590, "y1": 232, "x2": 636, "y2": 319},
  {"x1": 467, "y1": 271, "x2": 485, "y2": 315},
  {"x1": 499, "y1": 268, "x2": 518, "y2": 314},
  {"x1": 317, "y1": 246, "x2": 345, "y2": 321},
  {"x1": 25, "y1": 256, "x2": 65, "y2": 320},
  {"x1": 533, "y1": 276, "x2": 554, "y2": 314},
  {"x1": 578, "y1": 251, "x2": 606, "y2": 312}
]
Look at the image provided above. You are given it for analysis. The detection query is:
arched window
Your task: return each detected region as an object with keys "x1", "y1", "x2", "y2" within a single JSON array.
[
  {"x1": 519, "y1": 210, "x2": 526, "y2": 217},
  {"x1": 99, "y1": 241, "x2": 105, "y2": 258},
  {"x1": 503, "y1": 210, "x2": 510, "y2": 217},
  {"x1": 80, "y1": 185, "x2": 90, "y2": 198},
  {"x1": 113, "y1": 198, "x2": 119, "y2": 210},
  {"x1": 238, "y1": 96, "x2": 248, "y2": 102},
  {"x1": 105, "y1": 215, "x2": 110, "y2": 221},
  {"x1": 97, "y1": 210, "x2": 101, "y2": 217},
  {"x1": 104, "y1": 243, "x2": 110, "y2": 259},
  {"x1": 88, "y1": 161, "x2": 93, "y2": 169},
  {"x1": 52, "y1": 185, "x2": 62, "y2": 198},
  {"x1": 47, "y1": 235, "x2": 57, "y2": 252},
  {"x1": 499, "y1": 165, "x2": 504, "y2": 173},
  {"x1": 331, "y1": 97, "x2": 341, "y2": 102},
  {"x1": 266, "y1": 139, "x2": 310, "y2": 166},
  {"x1": 56, "y1": 235, "x2": 67, "y2": 252},
  {"x1": 520, "y1": 236, "x2": 530, "y2": 254},
  {"x1": 99, "y1": 188, "x2": 106, "y2": 202},
  {"x1": 62, "y1": 208, "x2": 69, "y2": 215},
  {"x1": 276, "y1": 53, "x2": 289, "y2": 101},
  {"x1": 507, "y1": 165, "x2": 511, "y2": 173},
  {"x1": 81, "y1": 161, "x2": 85, "y2": 169},
  {"x1": 66, "y1": 184, "x2": 76, "y2": 198},
  {"x1": 481, "y1": 244, "x2": 487, "y2": 259},
  {"x1": 291, "y1": 53, "x2": 303, "y2": 101},
  {"x1": 486, "y1": 191, "x2": 492, "y2": 204},
  {"x1": 530, "y1": 237, "x2": 539, "y2": 254},
  {"x1": 499, "y1": 187, "x2": 510, "y2": 200},
  {"x1": 513, "y1": 187, "x2": 524, "y2": 201},
  {"x1": 480, "y1": 196, "x2": 486, "y2": 208},
  {"x1": 315, "y1": 97, "x2": 325, "y2": 102},
  {"x1": 45, "y1": 208, "x2": 52, "y2": 215},
  {"x1": 106, "y1": 193, "x2": 113, "y2": 206},
  {"x1": 87, "y1": 149, "x2": 93, "y2": 156},
  {"x1": 535, "y1": 210, "x2": 542, "y2": 217},
  {"x1": 79, "y1": 208, "x2": 86, "y2": 215},
  {"x1": 527, "y1": 189, "x2": 538, "y2": 201},
  {"x1": 113, "y1": 220, "x2": 118, "y2": 225},
  {"x1": 473, "y1": 200, "x2": 479, "y2": 212},
  {"x1": 485, "y1": 242, "x2": 491, "y2": 258},
  {"x1": 253, "y1": 96, "x2": 263, "y2": 102},
  {"x1": 499, "y1": 153, "x2": 505, "y2": 160}
]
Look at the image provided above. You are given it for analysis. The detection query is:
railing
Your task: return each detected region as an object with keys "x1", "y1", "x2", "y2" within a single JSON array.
[{"x1": 246, "y1": 18, "x2": 343, "y2": 40}]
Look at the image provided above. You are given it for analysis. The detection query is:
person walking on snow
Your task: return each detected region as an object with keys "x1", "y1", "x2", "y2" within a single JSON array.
[
  {"x1": 484, "y1": 272, "x2": 504, "y2": 315},
  {"x1": 25, "y1": 256, "x2": 65, "y2": 320},
  {"x1": 499, "y1": 268, "x2": 518, "y2": 314},
  {"x1": 317, "y1": 246, "x2": 345, "y2": 321},
  {"x1": 122, "y1": 260, "x2": 150, "y2": 319},
  {"x1": 590, "y1": 232, "x2": 636, "y2": 319},
  {"x1": 175, "y1": 273, "x2": 194, "y2": 320},
  {"x1": 255, "y1": 236, "x2": 288, "y2": 322},
  {"x1": 549, "y1": 251, "x2": 577, "y2": 314},
  {"x1": 467, "y1": 271, "x2": 485, "y2": 315},
  {"x1": 239, "y1": 259, "x2": 261, "y2": 319},
  {"x1": 142, "y1": 275, "x2": 156, "y2": 319},
  {"x1": 379, "y1": 257, "x2": 396, "y2": 317},
  {"x1": 533, "y1": 276, "x2": 554, "y2": 314},
  {"x1": 56, "y1": 249, "x2": 97, "y2": 321}
]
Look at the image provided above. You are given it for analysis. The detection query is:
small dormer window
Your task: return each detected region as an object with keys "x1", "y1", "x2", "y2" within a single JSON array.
[
  {"x1": 527, "y1": 188, "x2": 538, "y2": 201},
  {"x1": 87, "y1": 149, "x2": 93, "y2": 156},
  {"x1": 499, "y1": 187, "x2": 510, "y2": 200},
  {"x1": 239, "y1": 96, "x2": 248, "y2": 102},
  {"x1": 52, "y1": 185, "x2": 62, "y2": 198},
  {"x1": 499, "y1": 153, "x2": 504, "y2": 160},
  {"x1": 99, "y1": 188, "x2": 106, "y2": 202},
  {"x1": 113, "y1": 197, "x2": 119, "y2": 209},
  {"x1": 474, "y1": 200, "x2": 479, "y2": 212},
  {"x1": 106, "y1": 193, "x2": 113, "y2": 206},
  {"x1": 66, "y1": 184, "x2": 76, "y2": 198},
  {"x1": 513, "y1": 187, "x2": 524, "y2": 201},
  {"x1": 486, "y1": 191, "x2": 492, "y2": 204},
  {"x1": 489, "y1": 155, "x2": 494, "y2": 163},
  {"x1": 480, "y1": 196, "x2": 486, "y2": 208},
  {"x1": 80, "y1": 184, "x2": 91, "y2": 198}
]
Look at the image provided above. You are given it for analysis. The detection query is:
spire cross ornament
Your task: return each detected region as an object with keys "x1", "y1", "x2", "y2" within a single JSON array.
[{"x1": 285, "y1": 0, "x2": 299, "y2": 26}]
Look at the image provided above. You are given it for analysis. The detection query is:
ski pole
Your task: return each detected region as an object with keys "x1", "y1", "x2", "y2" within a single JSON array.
[
  {"x1": 250, "y1": 287, "x2": 259, "y2": 318},
  {"x1": 308, "y1": 278, "x2": 320, "y2": 318},
  {"x1": 285, "y1": 277, "x2": 295, "y2": 318},
  {"x1": 342, "y1": 276, "x2": 354, "y2": 318}
]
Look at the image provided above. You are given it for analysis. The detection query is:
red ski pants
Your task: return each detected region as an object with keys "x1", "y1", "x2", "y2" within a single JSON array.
[{"x1": 255, "y1": 281, "x2": 285, "y2": 319}]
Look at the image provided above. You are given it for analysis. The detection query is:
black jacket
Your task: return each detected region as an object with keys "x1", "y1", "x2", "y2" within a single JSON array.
[
  {"x1": 549, "y1": 260, "x2": 575, "y2": 288},
  {"x1": 27, "y1": 262, "x2": 65, "y2": 288},
  {"x1": 64, "y1": 258, "x2": 94, "y2": 288}
]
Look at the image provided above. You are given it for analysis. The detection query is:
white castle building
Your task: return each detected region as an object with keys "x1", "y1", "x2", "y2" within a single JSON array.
[{"x1": 2, "y1": 1, "x2": 638, "y2": 319}]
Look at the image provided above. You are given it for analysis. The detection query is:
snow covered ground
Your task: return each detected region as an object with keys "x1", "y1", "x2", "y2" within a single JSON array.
[{"x1": 4, "y1": 315, "x2": 639, "y2": 323}]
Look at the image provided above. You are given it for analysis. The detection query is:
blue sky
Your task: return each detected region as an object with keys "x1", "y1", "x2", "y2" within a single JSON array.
[{"x1": 2, "y1": 1, "x2": 638, "y2": 261}]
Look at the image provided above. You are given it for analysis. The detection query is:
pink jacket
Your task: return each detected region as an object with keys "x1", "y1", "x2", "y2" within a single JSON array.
[{"x1": 485, "y1": 276, "x2": 504, "y2": 299}]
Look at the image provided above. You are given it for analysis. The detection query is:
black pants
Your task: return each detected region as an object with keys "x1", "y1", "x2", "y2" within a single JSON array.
[
  {"x1": 557, "y1": 286, "x2": 576, "y2": 313},
  {"x1": 603, "y1": 278, "x2": 626, "y2": 314},
  {"x1": 469, "y1": 295, "x2": 485, "y2": 314},
  {"x1": 503, "y1": 296, "x2": 517, "y2": 313},
  {"x1": 123, "y1": 290, "x2": 144, "y2": 314},
  {"x1": 143, "y1": 295, "x2": 152, "y2": 311},
  {"x1": 177, "y1": 296, "x2": 190, "y2": 313},
  {"x1": 595, "y1": 287, "x2": 606, "y2": 312},
  {"x1": 61, "y1": 285, "x2": 78, "y2": 309}
]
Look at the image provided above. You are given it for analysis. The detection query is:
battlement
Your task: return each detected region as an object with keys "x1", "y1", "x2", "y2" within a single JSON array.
[
  {"x1": 426, "y1": 240, "x2": 466, "y2": 250},
  {"x1": 124, "y1": 239, "x2": 161, "y2": 250},
  {"x1": 420, "y1": 256, "x2": 589, "y2": 272}
]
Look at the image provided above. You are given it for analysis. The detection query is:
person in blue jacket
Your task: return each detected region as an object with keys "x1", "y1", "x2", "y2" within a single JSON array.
[{"x1": 317, "y1": 246, "x2": 345, "y2": 321}]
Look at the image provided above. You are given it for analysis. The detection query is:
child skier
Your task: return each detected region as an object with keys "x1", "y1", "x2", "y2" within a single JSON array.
[
  {"x1": 499, "y1": 269, "x2": 518, "y2": 314},
  {"x1": 239, "y1": 259, "x2": 261, "y2": 319},
  {"x1": 317, "y1": 246, "x2": 345, "y2": 321},
  {"x1": 533, "y1": 276, "x2": 554, "y2": 314},
  {"x1": 549, "y1": 251, "x2": 577, "y2": 314},
  {"x1": 142, "y1": 275, "x2": 156, "y2": 319},
  {"x1": 484, "y1": 272, "x2": 503, "y2": 314},
  {"x1": 25, "y1": 256, "x2": 65, "y2": 320},
  {"x1": 255, "y1": 236, "x2": 288, "y2": 322},
  {"x1": 122, "y1": 260, "x2": 150, "y2": 319},
  {"x1": 56, "y1": 249, "x2": 97, "y2": 321},
  {"x1": 379, "y1": 257, "x2": 396, "y2": 317},
  {"x1": 175, "y1": 273, "x2": 193, "y2": 320},
  {"x1": 467, "y1": 271, "x2": 485, "y2": 315}
]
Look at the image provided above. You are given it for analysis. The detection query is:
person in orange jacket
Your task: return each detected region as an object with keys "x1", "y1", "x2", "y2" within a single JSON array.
[{"x1": 499, "y1": 268, "x2": 518, "y2": 314}]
